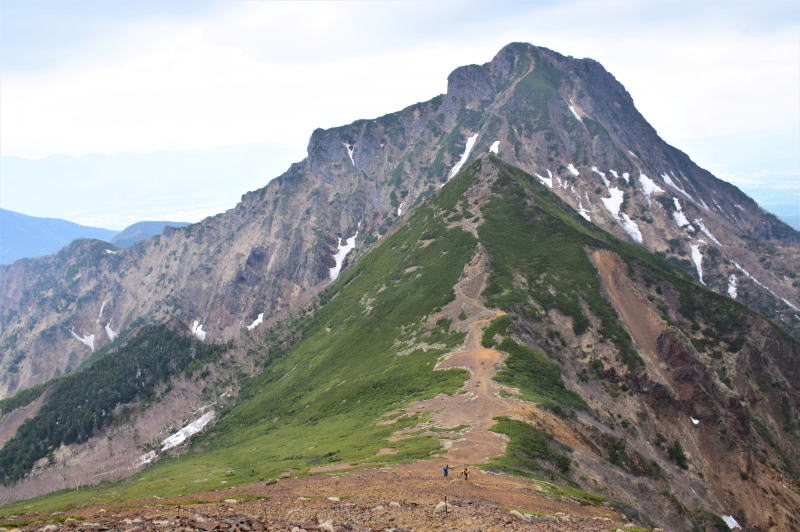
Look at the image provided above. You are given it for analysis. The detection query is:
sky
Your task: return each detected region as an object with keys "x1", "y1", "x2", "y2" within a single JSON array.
[{"x1": 0, "y1": 0, "x2": 798, "y2": 229}]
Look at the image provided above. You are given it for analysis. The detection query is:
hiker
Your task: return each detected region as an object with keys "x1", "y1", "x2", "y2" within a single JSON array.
[
  {"x1": 461, "y1": 466, "x2": 469, "y2": 480},
  {"x1": 443, "y1": 464, "x2": 450, "y2": 477}
]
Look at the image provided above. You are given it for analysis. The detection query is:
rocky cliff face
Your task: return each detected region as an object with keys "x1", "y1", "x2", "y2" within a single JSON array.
[
  {"x1": 1, "y1": 42, "x2": 797, "y2": 399},
  {"x1": 0, "y1": 155, "x2": 798, "y2": 531}
]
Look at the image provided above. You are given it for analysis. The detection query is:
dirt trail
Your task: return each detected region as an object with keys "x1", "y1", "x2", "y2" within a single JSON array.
[
  {"x1": 401, "y1": 313, "x2": 533, "y2": 466},
  {"x1": 0, "y1": 258, "x2": 632, "y2": 530},
  {"x1": 2, "y1": 311, "x2": 629, "y2": 529},
  {"x1": 26, "y1": 342, "x2": 625, "y2": 529},
  {"x1": 25, "y1": 463, "x2": 624, "y2": 531}
]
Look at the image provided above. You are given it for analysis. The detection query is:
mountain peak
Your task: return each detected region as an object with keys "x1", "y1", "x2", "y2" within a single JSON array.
[{"x1": 1, "y1": 42, "x2": 799, "y2": 532}]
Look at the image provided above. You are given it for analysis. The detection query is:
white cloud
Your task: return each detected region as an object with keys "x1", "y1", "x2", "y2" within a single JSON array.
[
  {"x1": 0, "y1": 3, "x2": 490, "y2": 158},
  {"x1": 0, "y1": 1, "x2": 797, "y2": 231},
  {"x1": 1, "y1": 1, "x2": 797, "y2": 160}
]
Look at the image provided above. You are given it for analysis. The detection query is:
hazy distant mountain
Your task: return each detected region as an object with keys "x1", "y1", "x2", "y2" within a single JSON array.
[
  {"x1": 111, "y1": 221, "x2": 191, "y2": 248},
  {"x1": 0, "y1": 208, "x2": 117, "y2": 264}
]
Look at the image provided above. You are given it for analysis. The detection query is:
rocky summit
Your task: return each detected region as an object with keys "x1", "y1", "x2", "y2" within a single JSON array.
[{"x1": 0, "y1": 43, "x2": 798, "y2": 532}]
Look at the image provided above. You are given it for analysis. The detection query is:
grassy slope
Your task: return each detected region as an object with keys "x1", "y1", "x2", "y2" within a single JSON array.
[
  {"x1": 5, "y1": 156, "x2": 795, "y2": 518},
  {"x1": 0, "y1": 167, "x2": 479, "y2": 516},
  {"x1": 477, "y1": 158, "x2": 684, "y2": 371}
]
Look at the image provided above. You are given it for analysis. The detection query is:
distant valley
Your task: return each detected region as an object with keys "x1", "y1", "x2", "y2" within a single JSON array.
[{"x1": 0, "y1": 208, "x2": 189, "y2": 264}]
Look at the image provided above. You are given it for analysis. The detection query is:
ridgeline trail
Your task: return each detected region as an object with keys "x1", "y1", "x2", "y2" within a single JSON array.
[{"x1": 0, "y1": 265, "x2": 630, "y2": 530}]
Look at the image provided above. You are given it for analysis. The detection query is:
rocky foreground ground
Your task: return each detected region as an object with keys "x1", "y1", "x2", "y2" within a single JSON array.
[
  {"x1": 0, "y1": 462, "x2": 641, "y2": 531},
  {"x1": 0, "y1": 299, "x2": 653, "y2": 532}
]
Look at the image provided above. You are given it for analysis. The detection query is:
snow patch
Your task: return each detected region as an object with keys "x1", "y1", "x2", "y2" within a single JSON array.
[
  {"x1": 397, "y1": 200, "x2": 405, "y2": 217},
  {"x1": 489, "y1": 140, "x2": 500, "y2": 154},
  {"x1": 137, "y1": 450, "x2": 157, "y2": 466},
  {"x1": 639, "y1": 173, "x2": 664, "y2": 202},
  {"x1": 577, "y1": 201, "x2": 591, "y2": 221},
  {"x1": 448, "y1": 133, "x2": 478, "y2": 179},
  {"x1": 781, "y1": 297, "x2": 799, "y2": 311},
  {"x1": 568, "y1": 101, "x2": 583, "y2": 122},
  {"x1": 104, "y1": 249, "x2": 117, "y2": 255},
  {"x1": 97, "y1": 300, "x2": 107, "y2": 324},
  {"x1": 567, "y1": 163, "x2": 580, "y2": 177},
  {"x1": 161, "y1": 411, "x2": 215, "y2": 451},
  {"x1": 610, "y1": 169, "x2": 627, "y2": 183},
  {"x1": 329, "y1": 232, "x2": 358, "y2": 281},
  {"x1": 727, "y1": 275, "x2": 737, "y2": 299},
  {"x1": 689, "y1": 243, "x2": 705, "y2": 285},
  {"x1": 600, "y1": 187, "x2": 642, "y2": 243},
  {"x1": 601, "y1": 187, "x2": 624, "y2": 218},
  {"x1": 690, "y1": 417, "x2": 700, "y2": 425},
  {"x1": 591, "y1": 166, "x2": 609, "y2": 187},
  {"x1": 620, "y1": 214, "x2": 643, "y2": 243},
  {"x1": 672, "y1": 198, "x2": 691, "y2": 228},
  {"x1": 694, "y1": 218, "x2": 720, "y2": 245},
  {"x1": 628, "y1": 150, "x2": 638, "y2": 158},
  {"x1": 343, "y1": 142, "x2": 355, "y2": 166},
  {"x1": 534, "y1": 172, "x2": 552, "y2": 188},
  {"x1": 191, "y1": 320, "x2": 206, "y2": 341},
  {"x1": 722, "y1": 515, "x2": 741, "y2": 529},
  {"x1": 730, "y1": 263, "x2": 798, "y2": 309},
  {"x1": 661, "y1": 172, "x2": 677, "y2": 188},
  {"x1": 662, "y1": 172, "x2": 694, "y2": 201},
  {"x1": 105, "y1": 322, "x2": 117, "y2": 341},
  {"x1": 247, "y1": 313, "x2": 264, "y2": 331},
  {"x1": 70, "y1": 330, "x2": 95, "y2": 352}
]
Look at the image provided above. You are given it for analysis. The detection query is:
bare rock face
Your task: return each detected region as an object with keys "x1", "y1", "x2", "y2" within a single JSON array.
[
  {"x1": 1, "y1": 42, "x2": 797, "y2": 398},
  {"x1": 0, "y1": 143, "x2": 797, "y2": 531}
]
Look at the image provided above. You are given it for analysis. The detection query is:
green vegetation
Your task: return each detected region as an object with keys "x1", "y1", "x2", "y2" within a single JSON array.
[
  {"x1": 5, "y1": 155, "x2": 786, "y2": 521},
  {"x1": 781, "y1": 394, "x2": 795, "y2": 433},
  {"x1": 707, "y1": 512, "x2": 733, "y2": 531},
  {"x1": 0, "y1": 325, "x2": 229, "y2": 485},
  {"x1": 533, "y1": 481, "x2": 609, "y2": 505},
  {"x1": 667, "y1": 440, "x2": 688, "y2": 469},
  {"x1": 0, "y1": 381, "x2": 48, "y2": 416},
  {"x1": 0, "y1": 515, "x2": 84, "y2": 528},
  {"x1": 480, "y1": 314, "x2": 512, "y2": 347},
  {"x1": 512, "y1": 53, "x2": 562, "y2": 129},
  {"x1": 0, "y1": 167, "x2": 480, "y2": 516},
  {"x1": 478, "y1": 158, "x2": 647, "y2": 371},
  {"x1": 487, "y1": 417, "x2": 570, "y2": 476},
  {"x1": 486, "y1": 417, "x2": 609, "y2": 506},
  {"x1": 493, "y1": 338, "x2": 586, "y2": 412}
]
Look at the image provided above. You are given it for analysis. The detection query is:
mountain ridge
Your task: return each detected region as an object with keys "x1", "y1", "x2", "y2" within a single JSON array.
[
  {"x1": 1, "y1": 41, "x2": 797, "y2": 403},
  {"x1": 1, "y1": 155, "x2": 797, "y2": 531}
]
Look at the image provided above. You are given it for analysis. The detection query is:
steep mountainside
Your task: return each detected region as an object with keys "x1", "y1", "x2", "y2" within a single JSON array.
[
  {"x1": 1, "y1": 43, "x2": 797, "y2": 401},
  {"x1": 0, "y1": 208, "x2": 117, "y2": 265},
  {"x1": 1, "y1": 158, "x2": 797, "y2": 531}
]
